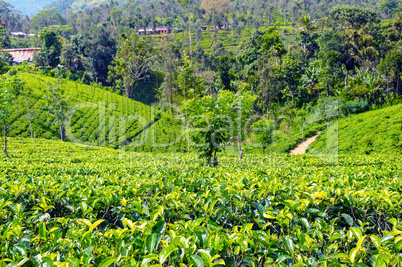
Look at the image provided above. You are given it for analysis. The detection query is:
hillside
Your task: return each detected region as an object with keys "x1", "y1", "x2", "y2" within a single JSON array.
[
  {"x1": 44, "y1": 0, "x2": 109, "y2": 13},
  {"x1": 11, "y1": 73, "x2": 183, "y2": 152},
  {"x1": 308, "y1": 104, "x2": 402, "y2": 155},
  {"x1": 4, "y1": 0, "x2": 107, "y2": 14},
  {"x1": 5, "y1": 0, "x2": 53, "y2": 14}
]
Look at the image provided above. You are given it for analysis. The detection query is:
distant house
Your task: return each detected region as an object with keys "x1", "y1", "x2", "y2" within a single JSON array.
[
  {"x1": 137, "y1": 26, "x2": 170, "y2": 35},
  {"x1": 137, "y1": 27, "x2": 154, "y2": 35},
  {"x1": 220, "y1": 23, "x2": 236, "y2": 29},
  {"x1": 212, "y1": 23, "x2": 238, "y2": 30},
  {"x1": 3, "y1": 48, "x2": 40, "y2": 65},
  {"x1": 155, "y1": 26, "x2": 170, "y2": 34},
  {"x1": 10, "y1": 32, "x2": 27, "y2": 39},
  {"x1": 201, "y1": 26, "x2": 207, "y2": 31}
]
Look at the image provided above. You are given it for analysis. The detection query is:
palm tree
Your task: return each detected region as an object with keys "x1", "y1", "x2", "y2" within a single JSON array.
[{"x1": 298, "y1": 15, "x2": 314, "y2": 34}]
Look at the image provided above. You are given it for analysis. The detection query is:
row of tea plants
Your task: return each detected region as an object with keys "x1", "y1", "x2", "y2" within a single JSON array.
[
  {"x1": 8, "y1": 73, "x2": 182, "y2": 152},
  {"x1": 1, "y1": 138, "x2": 402, "y2": 266}
]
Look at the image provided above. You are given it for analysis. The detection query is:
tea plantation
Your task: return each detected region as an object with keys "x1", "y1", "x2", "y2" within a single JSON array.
[
  {"x1": 1, "y1": 138, "x2": 402, "y2": 266},
  {"x1": 309, "y1": 104, "x2": 402, "y2": 155},
  {"x1": 9, "y1": 73, "x2": 183, "y2": 152}
]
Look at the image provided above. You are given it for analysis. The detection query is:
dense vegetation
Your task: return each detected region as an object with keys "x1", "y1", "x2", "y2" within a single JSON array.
[
  {"x1": 1, "y1": 0, "x2": 402, "y2": 265},
  {"x1": 309, "y1": 104, "x2": 402, "y2": 155},
  {"x1": 0, "y1": 138, "x2": 401, "y2": 266},
  {"x1": 6, "y1": 72, "x2": 182, "y2": 151}
]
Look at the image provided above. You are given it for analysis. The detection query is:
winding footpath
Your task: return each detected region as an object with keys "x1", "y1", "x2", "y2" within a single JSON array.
[{"x1": 289, "y1": 132, "x2": 321, "y2": 155}]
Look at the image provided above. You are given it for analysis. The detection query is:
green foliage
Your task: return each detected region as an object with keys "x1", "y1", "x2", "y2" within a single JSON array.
[
  {"x1": 31, "y1": 8, "x2": 65, "y2": 31},
  {"x1": 330, "y1": 5, "x2": 381, "y2": 29},
  {"x1": 7, "y1": 72, "x2": 182, "y2": 151},
  {"x1": 212, "y1": 55, "x2": 236, "y2": 91},
  {"x1": 238, "y1": 27, "x2": 286, "y2": 80},
  {"x1": 0, "y1": 137, "x2": 402, "y2": 265},
  {"x1": 109, "y1": 33, "x2": 156, "y2": 98},
  {"x1": 309, "y1": 104, "x2": 402, "y2": 154},
  {"x1": 184, "y1": 90, "x2": 256, "y2": 165},
  {"x1": 38, "y1": 29, "x2": 63, "y2": 68}
]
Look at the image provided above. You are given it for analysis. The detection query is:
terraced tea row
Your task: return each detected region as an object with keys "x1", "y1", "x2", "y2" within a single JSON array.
[{"x1": 9, "y1": 73, "x2": 183, "y2": 152}]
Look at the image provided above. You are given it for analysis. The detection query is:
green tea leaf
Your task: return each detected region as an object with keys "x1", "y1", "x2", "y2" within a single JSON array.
[
  {"x1": 283, "y1": 237, "x2": 294, "y2": 256},
  {"x1": 190, "y1": 255, "x2": 204, "y2": 267},
  {"x1": 146, "y1": 233, "x2": 157, "y2": 253},
  {"x1": 342, "y1": 213, "x2": 353, "y2": 226},
  {"x1": 99, "y1": 257, "x2": 118, "y2": 267},
  {"x1": 255, "y1": 202, "x2": 265, "y2": 218},
  {"x1": 159, "y1": 245, "x2": 177, "y2": 264}
]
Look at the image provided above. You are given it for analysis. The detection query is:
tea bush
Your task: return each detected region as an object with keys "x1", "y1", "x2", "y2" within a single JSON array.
[
  {"x1": 9, "y1": 73, "x2": 183, "y2": 152},
  {"x1": 1, "y1": 138, "x2": 402, "y2": 266},
  {"x1": 309, "y1": 104, "x2": 402, "y2": 155}
]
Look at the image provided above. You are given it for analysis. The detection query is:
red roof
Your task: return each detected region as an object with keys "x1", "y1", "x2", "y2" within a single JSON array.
[
  {"x1": 3, "y1": 48, "x2": 40, "y2": 63},
  {"x1": 0, "y1": 19, "x2": 6, "y2": 25}
]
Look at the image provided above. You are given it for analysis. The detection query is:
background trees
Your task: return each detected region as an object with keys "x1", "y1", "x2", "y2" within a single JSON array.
[
  {"x1": 37, "y1": 29, "x2": 62, "y2": 68},
  {"x1": 31, "y1": 8, "x2": 65, "y2": 31},
  {"x1": 108, "y1": 33, "x2": 156, "y2": 98},
  {"x1": 2, "y1": 0, "x2": 402, "y2": 162}
]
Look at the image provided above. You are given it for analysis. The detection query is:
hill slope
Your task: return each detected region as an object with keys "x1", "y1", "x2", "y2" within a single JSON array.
[
  {"x1": 10, "y1": 73, "x2": 183, "y2": 152},
  {"x1": 6, "y1": 0, "x2": 53, "y2": 14},
  {"x1": 308, "y1": 104, "x2": 402, "y2": 155}
]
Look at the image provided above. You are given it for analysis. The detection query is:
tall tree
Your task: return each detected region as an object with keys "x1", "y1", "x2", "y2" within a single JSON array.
[
  {"x1": 31, "y1": 8, "x2": 65, "y2": 31},
  {"x1": 0, "y1": 76, "x2": 15, "y2": 158},
  {"x1": 75, "y1": 26, "x2": 117, "y2": 84},
  {"x1": 213, "y1": 56, "x2": 236, "y2": 91},
  {"x1": 45, "y1": 78, "x2": 69, "y2": 141},
  {"x1": 158, "y1": 42, "x2": 180, "y2": 113},
  {"x1": 38, "y1": 29, "x2": 63, "y2": 68},
  {"x1": 108, "y1": 33, "x2": 156, "y2": 98},
  {"x1": 378, "y1": 43, "x2": 402, "y2": 95},
  {"x1": 184, "y1": 90, "x2": 256, "y2": 165}
]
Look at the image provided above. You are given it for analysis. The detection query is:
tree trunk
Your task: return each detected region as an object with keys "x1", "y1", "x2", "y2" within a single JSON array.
[
  {"x1": 189, "y1": 22, "x2": 193, "y2": 66},
  {"x1": 269, "y1": 13, "x2": 272, "y2": 26},
  {"x1": 29, "y1": 118, "x2": 33, "y2": 139},
  {"x1": 344, "y1": 70, "x2": 348, "y2": 88},
  {"x1": 290, "y1": 90, "x2": 294, "y2": 103},
  {"x1": 60, "y1": 124, "x2": 66, "y2": 141},
  {"x1": 213, "y1": 151, "x2": 218, "y2": 167},
  {"x1": 170, "y1": 78, "x2": 174, "y2": 115},
  {"x1": 3, "y1": 119, "x2": 9, "y2": 158},
  {"x1": 266, "y1": 94, "x2": 270, "y2": 119},
  {"x1": 237, "y1": 135, "x2": 243, "y2": 159}
]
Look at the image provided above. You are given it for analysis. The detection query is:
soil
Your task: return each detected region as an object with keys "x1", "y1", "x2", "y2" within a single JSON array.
[{"x1": 289, "y1": 132, "x2": 321, "y2": 155}]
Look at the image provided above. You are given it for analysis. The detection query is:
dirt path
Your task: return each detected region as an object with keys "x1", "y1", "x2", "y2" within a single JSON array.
[{"x1": 289, "y1": 132, "x2": 321, "y2": 155}]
